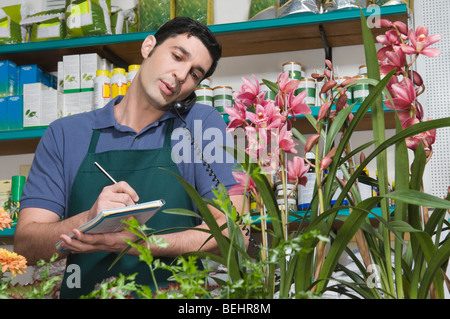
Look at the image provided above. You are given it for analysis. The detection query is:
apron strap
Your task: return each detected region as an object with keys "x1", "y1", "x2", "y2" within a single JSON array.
[
  {"x1": 163, "y1": 118, "x2": 174, "y2": 148},
  {"x1": 88, "y1": 129, "x2": 101, "y2": 153}
]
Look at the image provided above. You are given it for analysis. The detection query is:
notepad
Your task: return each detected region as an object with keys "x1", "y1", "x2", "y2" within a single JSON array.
[{"x1": 56, "y1": 199, "x2": 165, "y2": 251}]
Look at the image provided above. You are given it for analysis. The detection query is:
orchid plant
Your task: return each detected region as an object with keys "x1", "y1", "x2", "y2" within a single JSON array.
[{"x1": 218, "y1": 11, "x2": 450, "y2": 299}]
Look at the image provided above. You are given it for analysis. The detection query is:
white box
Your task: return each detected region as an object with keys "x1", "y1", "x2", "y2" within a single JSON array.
[
  {"x1": 80, "y1": 53, "x2": 101, "y2": 90},
  {"x1": 41, "y1": 87, "x2": 59, "y2": 125},
  {"x1": 58, "y1": 92, "x2": 80, "y2": 118},
  {"x1": 79, "y1": 90, "x2": 94, "y2": 113},
  {"x1": 57, "y1": 61, "x2": 64, "y2": 93},
  {"x1": 63, "y1": 54, "x2": 80, "y2": 92},
  {"x1": 23, "y1": 83, "x2": 44, "y2": 127}
]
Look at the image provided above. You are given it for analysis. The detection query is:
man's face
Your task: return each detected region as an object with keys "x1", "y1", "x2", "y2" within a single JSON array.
[{"x1": 139, "y1": 33, "x2": 213, "y2": 110}]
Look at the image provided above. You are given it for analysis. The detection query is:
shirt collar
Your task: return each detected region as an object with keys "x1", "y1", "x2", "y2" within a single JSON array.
[{"x1": 92, "y1": 95, "x2": 178, "y2": 134}]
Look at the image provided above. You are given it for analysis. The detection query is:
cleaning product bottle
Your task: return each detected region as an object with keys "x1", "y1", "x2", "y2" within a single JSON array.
[{"x1": 111, "y1": 68, "x2": 127, "y2": 99}]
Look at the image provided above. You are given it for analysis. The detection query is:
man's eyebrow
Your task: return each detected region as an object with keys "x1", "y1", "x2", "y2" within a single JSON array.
[{"x1": 172, "y1": 45, "x2": 206, "y2": 77}]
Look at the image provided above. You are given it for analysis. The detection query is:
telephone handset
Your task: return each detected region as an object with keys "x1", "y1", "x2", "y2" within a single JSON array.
[{"x1": 170, "y1": 91, "x2": 197, "y2": 114}]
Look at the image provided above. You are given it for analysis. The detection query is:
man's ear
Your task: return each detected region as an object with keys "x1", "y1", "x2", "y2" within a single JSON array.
[{"x1": 141, "y1": 35, "x2": 157, "y2": 59}]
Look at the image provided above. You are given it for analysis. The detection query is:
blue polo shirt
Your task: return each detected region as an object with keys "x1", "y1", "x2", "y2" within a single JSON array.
[{"x1": 21, "y1": 96, "x2": 238, "y2": 218}]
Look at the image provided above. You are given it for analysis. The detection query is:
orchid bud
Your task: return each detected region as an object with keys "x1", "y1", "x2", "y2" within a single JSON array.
[
  {"x1": 379, "y1": 19, "x2": 392, "y2": 28},
  {"x1": 340, "y1": 77, "x2": 357, "y2": 88},
  {"x1": 304, "y1": 134, "x2": 320, "y2": 153},
  {"x1": 318, "y1": 101, "x2": 332, "y2": 122},
  {"x1": 336, "y1": 94, "x2": 348, "y2": 112},
  {"x1": 320, "y1": 80, "x2": 337, "y2": 94},
  {"x1": 311, "y1": 73, "x2": 324, "y2": 81},
  {"x1": 393, "y1": 21, "x2": 408, "y2": 35},
  {"x1": 320, "y1": 156, "x2": 332, "y2": 171},
  {"x1": 360, "y1": 152, "x2": 366, "y2": 164},
  {"x1": 324, "y1": 69, "x2": 332, "y2": 80},
  {"x1": 326, "y1": 146, "x2": 337, "y2": 158},
  {"x1": 325, "y1": 59, "x2": 333, "y2": 71},
  {"x1": 409, "y1": 70, "x2": 423, "y2": 87}
]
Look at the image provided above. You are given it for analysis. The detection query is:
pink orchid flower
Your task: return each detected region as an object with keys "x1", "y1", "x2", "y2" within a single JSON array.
[
  {"x1": 287, "y1": 89, "x2": 311, "y2": 117},
  {"x1": 384, "y1": 77, "x2": 416, "y2": 113},
  {"x1": 276, "y1": 124, "x2": 297, "y2": 154},
  {"x1": 403, "y1": 118, "x2": 436, "y2": 151},
  {"x1": 277, "y1": 71, "x2": 301, "y2": 95},
  {"x1": 287, "y1": 156, "x2": 310, "y2": 186},
  {"x1": 246, "y1": 101, "x2": 284, "y2": 130},
  {"x1": 225, "y1": 100, "x2": 247, "y2": 132},
  {"x1": 235, "y1": 74, "x2": 266, "y2": 107},
  {"x1": 245, "y1": 128, "x2": 268, "y2": 160},
  {"x1": 401, "y1": 26, "x2": 442, "y2": 57},
  {"x1": 228, "y1": 171, "x2": 258, "y2": 196},
  {"x1": 379, "y1": 48, "x2": 407, "y2": 75}
]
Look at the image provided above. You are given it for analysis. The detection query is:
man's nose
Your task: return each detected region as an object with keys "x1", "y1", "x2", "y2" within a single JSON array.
[{"x1": 173, "y1": 65, "x2": 190, "y2": 84}]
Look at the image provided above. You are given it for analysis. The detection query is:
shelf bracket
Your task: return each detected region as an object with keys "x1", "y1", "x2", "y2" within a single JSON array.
[{"x1": 319, "y1": 24, "x2": 332, "y2": 65}]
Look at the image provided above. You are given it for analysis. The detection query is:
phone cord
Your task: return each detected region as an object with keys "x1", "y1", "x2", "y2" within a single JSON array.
[{"x1": 173, "y1": 108, "x2": 257, "y2": 249}]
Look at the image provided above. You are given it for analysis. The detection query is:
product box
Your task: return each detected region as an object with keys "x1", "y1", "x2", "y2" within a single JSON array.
[
  {"x1": 0, "y1": 97, "x2": 7, "y2": 131},
  {"x1": 58, "y1": 92, "x2": 80, "y2": 118},
  {"x1": 41, "y1": 87, "x2": 59, "y2": 126},
  {"x1": 80, "y1": 53, "x2": 101, "y2": 90},
  {"x1": 23, "y1": 83, "x2": 44, "y2": 128},
  {"x1": 63, "y1": 54, "x2": 80, "y2": 93},
  {"x1": 7, "y1": 95, "x2": 23, "y2": 130},
  {"x1": 19, "y1": 64, "x2": 51, "y2": 94},
  {"x1": 0, "y1": 60, "x2": 19, "y2": 97},
  {"x1": 79, "y1": 90, "x2": 94, "y2": 113},
  {"x1": 0, "y1": 179, "x2": 12, "y2": 211},
  {"x1": 57, "y1": 61, "x2": 64, "y2": 93}
]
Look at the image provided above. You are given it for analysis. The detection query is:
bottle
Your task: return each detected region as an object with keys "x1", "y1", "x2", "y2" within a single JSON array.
[
  {"x1": 94, "y1": 70, "x2": 111, "y2": 109},
  {"x1": 9, "y1": 175, "x2": 26, "y2": 223},
  {"x1": 357, "y1": 166, "x2": 372, "y2": 201},
  {"x1": 126, "y1": 64, "x2": 140, "y2": 89},
  {"x1": 110, "y1": 68, "x2": 127, "y2": 99},
  {"x1": 298, "y1": 152, "x2": 316, "y2": 211}
]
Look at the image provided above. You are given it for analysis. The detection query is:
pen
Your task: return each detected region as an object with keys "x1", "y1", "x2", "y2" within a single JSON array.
[{"x1": 94, "y1": 161, "x2": 118, "y2": 184}]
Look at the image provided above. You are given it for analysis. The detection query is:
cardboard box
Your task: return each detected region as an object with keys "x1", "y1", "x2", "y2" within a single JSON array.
[
  {"x1": 79, "y1": 90, "x2": 94, "y2": 113},
  {"x1": 19, "y1": 64, "x2": 51, "y2": 94},
  {"x1": 23, "y1": 83, "x2": 44, "y2": 127},
  {"x1": 57, "y1": 61, "x2": 64, "y2": 93},
  {"x1": 63, "y1": 54, "x2": 80, "y2": 93},
  {"x1": 80, "y1": 53, "x2": 101, "y2": 90},
  {"x1": 41, "y1": 87, "x2": 59, "y2": 126},
  {"x1": 7, "y1": 95, "x2": 23, "y2": 130},
  {"x1": 58, "y1": 92, "x2": 80, "y2": 118},
  {"x1": 0, "y1": 97, "x2": 7, "y2": 131},
  {"x1": 0, "y1": 60, "x2": 18, "y2": 97}
]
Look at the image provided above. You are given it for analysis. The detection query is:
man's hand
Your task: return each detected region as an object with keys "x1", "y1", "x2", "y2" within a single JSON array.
[
  {"x1": 59, "y1": 227, "x2": 136, "y2": 254},
  {"x1": 59, "y1": 181, "x2": 140, "y2": 254},
  {"x1": 86, "y1": 181, "x2": 140, "y2": 221}
]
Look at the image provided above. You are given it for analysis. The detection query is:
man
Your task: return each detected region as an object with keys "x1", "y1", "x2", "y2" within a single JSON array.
[{"x1": 14, "y1": 17, "x2": 248, "y2": 298}]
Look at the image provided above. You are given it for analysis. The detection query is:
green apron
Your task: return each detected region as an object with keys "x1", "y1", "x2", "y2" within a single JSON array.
[{"x1": 59, "y1": 119, "x2": 199, "y2": 298}]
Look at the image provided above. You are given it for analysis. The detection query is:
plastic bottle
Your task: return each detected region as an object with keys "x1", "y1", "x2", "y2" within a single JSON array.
[
  {"x1": 298, "y1": 152, "x2": 316, "y2": 211},
  {"x1": 111, "y1": 68, "x2": 127, "y2": 99},
  {"x1": 126, "y1": 64, "x2": 140, "y2": 89},
  {"x1": 94, "y1": 70, "x2": 111, "y2": 109},
  {"x1": 357, "y1": 166, "x2": 373, "y2": 201},
  {"x1": 9, "y1": 175, "x2": 26, "y2": 222}
]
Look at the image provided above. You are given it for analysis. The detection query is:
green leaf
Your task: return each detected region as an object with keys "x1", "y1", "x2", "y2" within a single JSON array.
[{"x1": 383, "y1": 190, "x2": 450, "y2": 209}]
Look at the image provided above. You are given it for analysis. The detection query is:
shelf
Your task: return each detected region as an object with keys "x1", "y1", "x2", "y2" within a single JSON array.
[{"x1": 0, "y1": 4, "x2": 408, "y2": 72}]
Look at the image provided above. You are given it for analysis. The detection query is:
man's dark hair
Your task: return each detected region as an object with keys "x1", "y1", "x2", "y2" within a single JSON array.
[{"x1": 153, "y1": 17, "x2": 222, "y2": 79}]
